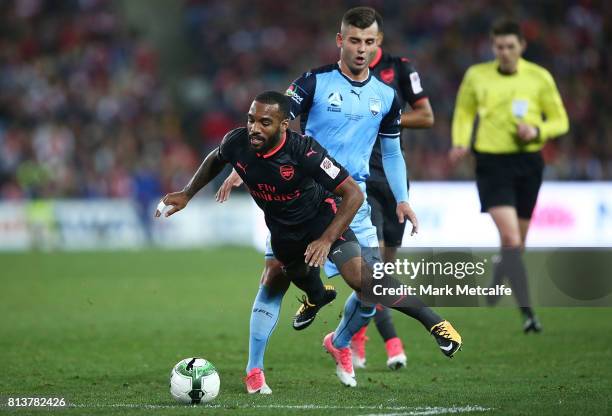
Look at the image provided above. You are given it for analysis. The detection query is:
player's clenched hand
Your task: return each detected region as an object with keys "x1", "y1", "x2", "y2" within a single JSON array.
[
  {"x1": 155, "y1": 191, "x2": 190, "y2": 218},
  {"x1": 517, "y1": 123, "x2": 538, "y2": 142},
  {"x1": 396, "y1": 201, "x2": 418, "y2": 235},
  {"x1": 304, "y1": 238, "x2": 332, "y2": 267},
  {"x1": 449, "y1": 146, "x2": 469, "y2": 164},
  {"x1": 215, "y1": 169, "x2": 243, "y2": 203}
]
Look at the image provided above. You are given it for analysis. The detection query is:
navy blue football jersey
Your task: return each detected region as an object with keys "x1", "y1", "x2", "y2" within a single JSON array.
[{"x1": 217, "y1": 128, "x2": 349, "y2": 231}]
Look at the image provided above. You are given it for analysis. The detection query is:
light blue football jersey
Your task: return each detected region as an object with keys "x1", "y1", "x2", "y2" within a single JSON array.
[{"x1": 286, "y1": 63, "x2": 402, "y2": 184}]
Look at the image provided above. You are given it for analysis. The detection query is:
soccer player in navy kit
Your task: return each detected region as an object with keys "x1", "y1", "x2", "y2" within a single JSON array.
[
  {"x1": 160, "y1": 92, "x2": 363, "y2": 293},
  {"x1": 350, "y1": 16, "x2": 436, "y2": 371},
  {"x1": 158, "y1": 90, "x2": 459, "y2": 392},
  {"x1": 217, "y1": 8, "x2": 462, "y2": 391}
]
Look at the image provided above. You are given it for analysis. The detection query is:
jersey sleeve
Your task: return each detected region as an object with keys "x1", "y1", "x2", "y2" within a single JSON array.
[
  {"x1": 451, "y1": 67, "x2": 478, "y2": 148},
  {"x1": 378, "y1": 92, "x2": 402, "y2": 139},
  {"x1": 285, "y1": 71, "x2": 316, "y2": 120},
  {"x1": 298, "y1": 136, "x2": 350, "y2": 192},
  {"x1": 397, "y1": 58, "x2": 428, "y2": 106},
  {"x1": 380, "y1": 136, "x2": 409, "y2": 203},
  {"x1": 217, "y1": 127, "x2": 244, "y2": 162},
  {"x1": 217, "y1": 135, "x2": 230, "y2": 162},
  {"x1": 537, "y1": 70, "x2": 569, "y2": 141}
]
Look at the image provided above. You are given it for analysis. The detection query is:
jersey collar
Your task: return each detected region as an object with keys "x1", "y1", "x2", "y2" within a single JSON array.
[
  {"x1": 257, "y1": 131, "x2": 287, "y2": 158},
  {"x1": 335, "y1": 62, "x2": 372, "y2": 87},
  {"x1": 369, "y1": 47, "x2": 383, "y2": 68},
  {"x1": 496, "y1": 58, "x2": 524, "y2": 76}
]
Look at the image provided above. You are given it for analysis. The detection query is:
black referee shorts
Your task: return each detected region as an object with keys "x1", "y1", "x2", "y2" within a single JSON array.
[
  {"x1": 475, "y1": 151, "x2": 544, "y2": 219},
  {"x1": 366, "y1": 180, "x2": 406, "y2": 247}
]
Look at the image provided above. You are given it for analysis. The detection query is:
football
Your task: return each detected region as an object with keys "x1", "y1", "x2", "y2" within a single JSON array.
[{"x1": 169, "y1": 358, "x2": 220, "y2": 404}]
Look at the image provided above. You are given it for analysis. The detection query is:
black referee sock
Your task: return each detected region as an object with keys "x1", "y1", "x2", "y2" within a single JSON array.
[
  {"x1": 486, "y1": 255, "x2": 506, "y2": 306},
  {"x1": 491, "y1": 255, "x2": 506, "y2": 287},
  {"x1": 374, "y1": 307, "x2": 398, "y2": 341},
  {"x1": 502, "y1": 247, "x2": 534, "y2": 318},
  {"x1": 520, "y1": 306, "x2": 535, "y2": 320}
]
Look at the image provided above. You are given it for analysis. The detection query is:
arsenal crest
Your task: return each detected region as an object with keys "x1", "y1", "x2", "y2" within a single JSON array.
[
  {"x1": 280, "y1": 165, "x2": 295, "y2": 180},
  {"x1": 380, "y1": 68, "x2": 395, "y2": 84}
]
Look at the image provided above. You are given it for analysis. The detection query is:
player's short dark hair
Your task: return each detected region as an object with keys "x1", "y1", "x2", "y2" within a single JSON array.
[
  {"x1": 491, "y1": 18, "x2": 524, "y2": 40},
  {"x1": 342, "y1": 6, "x2": 380, "y2": 31},
  {"x1": 254, "y1": 91, "x2": 290, "y2": 120}
]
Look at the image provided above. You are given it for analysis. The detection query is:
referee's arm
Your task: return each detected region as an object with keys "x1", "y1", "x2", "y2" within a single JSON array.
[
  {"x1": 537, "y1": 72, "x2": 569, "y2": 140},
  {"x1": 450, "y1": 68, "x2": 477, "y2": 161}
]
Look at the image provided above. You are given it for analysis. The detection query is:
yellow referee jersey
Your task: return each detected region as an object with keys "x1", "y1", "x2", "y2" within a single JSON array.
[{"x1": 452, "y1": 58, "x2": 569, "y2": 153}]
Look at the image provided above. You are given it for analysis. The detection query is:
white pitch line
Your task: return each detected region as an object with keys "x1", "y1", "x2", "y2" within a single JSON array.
[
  {"x1": 62, "y1": 403, "x2": 491, "y2": 413},
  {"x1": 359, "y1": 405, "x2": 491, "y2": 416}
]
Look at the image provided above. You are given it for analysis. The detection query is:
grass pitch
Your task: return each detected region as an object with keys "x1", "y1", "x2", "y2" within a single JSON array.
[{"x1": 1, "y1": 248, "x2": 610, "y2": 415}]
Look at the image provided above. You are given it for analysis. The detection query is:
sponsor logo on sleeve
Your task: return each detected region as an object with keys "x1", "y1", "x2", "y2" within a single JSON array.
[
  {"x1": 320, "y1": 157, "x2": 340, "y2": 179},
  {"x1": 410, "y1": 72, "x2": 423, "y2": 94},
  {"x1": 286, "y1": 85, "x2": 304, "y2": 104}
]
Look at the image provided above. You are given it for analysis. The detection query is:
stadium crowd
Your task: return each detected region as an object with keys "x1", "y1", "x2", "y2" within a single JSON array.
[
  {"x1": 0, "y1": 0, "x2": 198, "y2": 204},
  {"x1": 0, "y1": 0, "x2": 609, "y2": 202}
]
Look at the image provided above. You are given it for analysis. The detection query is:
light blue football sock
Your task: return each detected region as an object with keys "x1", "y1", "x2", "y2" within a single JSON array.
[
  {"x1": 246, "y1": 285, "x2": 285, "y2": 373},
  {"x1": 332, "y1": 291, "x2": 376, "y2": 349}
]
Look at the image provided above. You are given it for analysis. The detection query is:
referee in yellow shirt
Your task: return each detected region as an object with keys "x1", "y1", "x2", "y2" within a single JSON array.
[{"x1": 450, "y1": 19, "x2": 569, "y2": 332}]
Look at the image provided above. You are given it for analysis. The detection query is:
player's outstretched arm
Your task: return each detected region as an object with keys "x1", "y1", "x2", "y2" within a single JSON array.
[
  {"x1": 215, "y1": 169, "x2": 243, "y2": 203},
  {"x1": 155, "y1": 148, "x2": 227, "y2": 218},
  {"x1": 304, "y1": 178, "x2": 364, "y2": 267}
]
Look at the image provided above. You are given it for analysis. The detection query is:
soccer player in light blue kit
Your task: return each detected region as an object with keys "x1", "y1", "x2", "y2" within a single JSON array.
[{"x1": 218, "y1": 7, "x2": 462, "y2": 392}]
